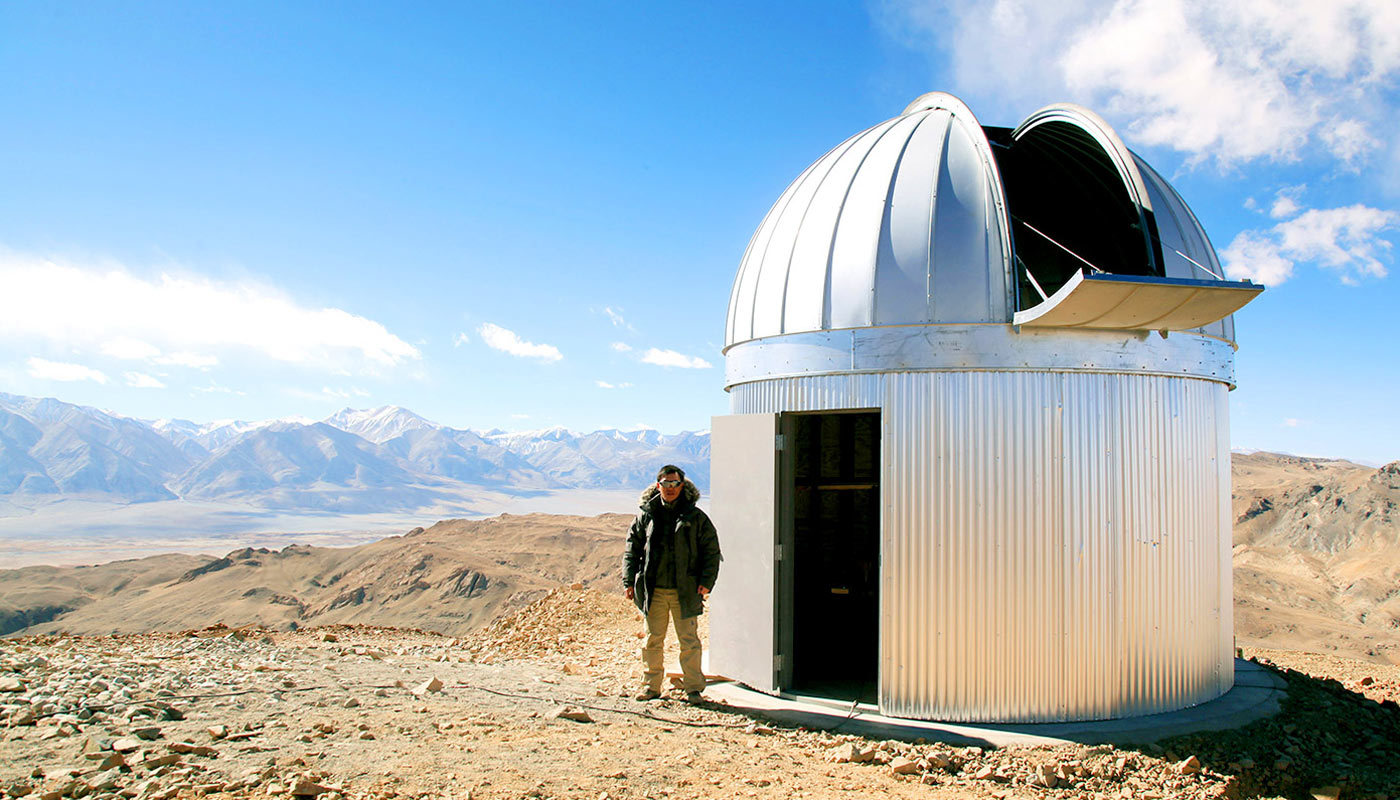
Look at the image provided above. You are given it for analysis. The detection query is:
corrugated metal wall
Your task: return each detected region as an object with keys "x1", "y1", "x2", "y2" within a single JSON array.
[{"x1": 730, "y1": 370, "x2": 1233, "y2": 722}]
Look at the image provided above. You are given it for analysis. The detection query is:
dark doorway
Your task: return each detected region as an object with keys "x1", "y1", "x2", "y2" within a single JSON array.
[{"x1": 783, "y1": 411, "x2": 880, "y2": 703}]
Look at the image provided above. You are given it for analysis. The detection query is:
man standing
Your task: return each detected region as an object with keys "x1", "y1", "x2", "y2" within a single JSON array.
[{"x1": 623, "y1": 465, "x2": 721, "y2": 702}]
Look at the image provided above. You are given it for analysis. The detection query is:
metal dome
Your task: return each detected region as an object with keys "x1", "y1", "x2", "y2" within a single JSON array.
[{"x1": 724, "y1": 92, "x2": 1245, "y2": 350}]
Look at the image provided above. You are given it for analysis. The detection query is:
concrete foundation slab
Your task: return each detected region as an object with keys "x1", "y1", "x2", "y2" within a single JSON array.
[{"x1": 704, "y1": 658, "x2": 1285, "y2": 748}]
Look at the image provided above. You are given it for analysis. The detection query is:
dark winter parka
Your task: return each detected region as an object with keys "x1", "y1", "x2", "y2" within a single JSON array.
[{"x1": 623, "y1": 479, "x2": 722, "y2": 619}]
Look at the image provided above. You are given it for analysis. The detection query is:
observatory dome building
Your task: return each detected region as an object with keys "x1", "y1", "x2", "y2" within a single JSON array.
[{"x1": 707, "y1": 92, "x2": 1262, "y2": 723}]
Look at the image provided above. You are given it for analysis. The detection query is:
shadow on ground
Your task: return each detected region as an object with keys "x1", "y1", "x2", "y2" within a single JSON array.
[{"x1": 1160, "y1": 659, "x2": 1399, "y2": 799}]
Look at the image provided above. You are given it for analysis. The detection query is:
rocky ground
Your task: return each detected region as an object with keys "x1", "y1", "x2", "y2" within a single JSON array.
[{"x1": 3, "y1": 588, "x2": 1399, "y2": 800}]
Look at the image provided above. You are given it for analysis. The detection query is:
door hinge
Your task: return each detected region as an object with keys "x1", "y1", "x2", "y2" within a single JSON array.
[
  {"x1": 774, "y1": 433, "x2": 786, "y2": 451},
  {"x1": 774, "y1": 544, "x2": 783, "y2": 562},
  {"x1": 774, "y1": 654, "x2": 784, "y2": 672}
]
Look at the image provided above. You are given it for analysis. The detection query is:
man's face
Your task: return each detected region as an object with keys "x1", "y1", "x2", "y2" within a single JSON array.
[{"x1": 658, "y1": 472, "x2": 683, "y2": 503}]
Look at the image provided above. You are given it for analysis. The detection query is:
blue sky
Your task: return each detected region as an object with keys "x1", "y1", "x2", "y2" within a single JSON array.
[{"x1": 1, "y1": 1, "x2": 1397, "y2": 464}]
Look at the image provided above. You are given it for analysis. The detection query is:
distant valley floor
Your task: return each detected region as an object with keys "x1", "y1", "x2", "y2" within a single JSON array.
[{"x1": 0, "y1": 488, "x2": 641, "y2": 567}]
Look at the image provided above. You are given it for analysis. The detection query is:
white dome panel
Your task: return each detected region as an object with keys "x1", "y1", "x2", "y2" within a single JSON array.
[
  {"x1": 873, "y1": 110, "x2": 947, "y2": 326},
  {"x1": 726, "y1": 92, "x2": 1250, "y2": 351},
  {"x1": 726, "y1": 93, "x2": 1013, "y2": 349}
]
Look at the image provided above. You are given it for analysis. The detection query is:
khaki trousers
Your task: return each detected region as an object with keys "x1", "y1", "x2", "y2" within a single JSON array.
[{"x1": 642, "y1": 588, "x2": 704, "y2": 693}]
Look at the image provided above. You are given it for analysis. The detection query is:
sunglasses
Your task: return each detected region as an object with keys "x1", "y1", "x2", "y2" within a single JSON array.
[{"x1": 658, "y1": 479, "x2": 683, "y2": 488}]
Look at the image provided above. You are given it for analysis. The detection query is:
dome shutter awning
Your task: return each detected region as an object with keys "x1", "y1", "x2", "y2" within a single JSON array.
[
  {"x1": 1002, "y1": 103, "x2": 1260, "y2": 332},
  {"x1": 1012, "y1": 271, "x2": 1263, "y2": 330}
]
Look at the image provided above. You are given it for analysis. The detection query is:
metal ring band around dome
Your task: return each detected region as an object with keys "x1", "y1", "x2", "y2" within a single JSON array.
[{"x1": 723, "y1": 324, "x2": 1237, "y2": 390}]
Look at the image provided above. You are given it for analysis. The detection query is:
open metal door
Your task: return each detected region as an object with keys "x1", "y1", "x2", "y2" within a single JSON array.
[
  {"x1": 1013, "y1": 272, "x2": 1263, "y2": 330},
  {"x1": 707, "y1": 413, "x2": 779, "y2": 693}
]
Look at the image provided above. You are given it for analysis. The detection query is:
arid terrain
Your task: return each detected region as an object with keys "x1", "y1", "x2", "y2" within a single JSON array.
[
  {"x1": 2, "y1": 589, "x2": 1399, "y2": 800},
  {"x1": 1231, "y1": 453, "x2": 1400, "y2": 663},
  {"x1": 3, "y1": 452, "x2": 1400, "y2": 799},
  {"x1": 0, "y1": 514, "x2": 632, "y2": 638}
]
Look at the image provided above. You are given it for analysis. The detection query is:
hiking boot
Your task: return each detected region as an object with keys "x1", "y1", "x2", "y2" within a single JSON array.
[
  {"x1": 684, "y1": 690, "x2": 703, "y2": 703},
  {"x1": 634, "y1": 689, "x2": 661, "y2": 701}
]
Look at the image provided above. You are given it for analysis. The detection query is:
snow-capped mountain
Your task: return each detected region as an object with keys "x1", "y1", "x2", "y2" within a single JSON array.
[
  {"x1": 322, "y1": 406, "x2": 438, "y2": 444},
  {"x1": 1, "y1": 392, "x2": 188, "y2": 501},
  {"x1": 0, "y1": 393, "x2": 709, "y2": 512},
  {"x1": 152, "y1": 415, "x2": 319, "y2": 452}
]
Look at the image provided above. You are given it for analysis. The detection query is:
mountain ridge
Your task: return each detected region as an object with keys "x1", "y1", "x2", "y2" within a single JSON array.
[{"x1": 0, "y1": 393, "x2": 710, "y2": 514}]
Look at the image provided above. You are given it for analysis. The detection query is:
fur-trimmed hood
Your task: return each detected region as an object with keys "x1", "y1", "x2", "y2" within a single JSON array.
[{"x1": 638, "y1": 478, "x2": 701, "y2": 509}]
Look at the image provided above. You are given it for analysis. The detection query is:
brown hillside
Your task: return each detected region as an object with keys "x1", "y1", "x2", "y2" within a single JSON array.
[
  {"x1": 2, "y1": 513, "x2": 631, "y2": 638},
  {"x1": 1230, "y1": 453, "x2": 1400, "y2": 663}
]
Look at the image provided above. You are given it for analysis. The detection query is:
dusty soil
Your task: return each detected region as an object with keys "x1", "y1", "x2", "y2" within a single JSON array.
[{"x1": 4, "y1": 588, "x2": 1400, "y2": 800}]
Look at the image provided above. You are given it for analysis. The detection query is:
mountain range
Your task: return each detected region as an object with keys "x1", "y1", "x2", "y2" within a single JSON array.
[{"x1": 0, "y1": 392, "x2": 710, "y2": 513}]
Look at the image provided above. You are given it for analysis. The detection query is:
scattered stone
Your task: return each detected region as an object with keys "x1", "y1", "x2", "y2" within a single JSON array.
[
  {"x1": 1176, "y1": 755, "x2": 1201, "y2": 775},
  {"x1": 343, "y1": 698, "x2": 360, "y2": 709},
  {"x1": 1310, "y1": 787, "x2": 1342, "y2": 800},
  {"x1": 412, "y1": 677, "x2": 443, "y2": 697},
  {"x1": 547, "y1": 706, "x2": 593, "y2": 723},
  {"x1": 1031, "y1": 763, "x2": 1058, "y2": 788},
  {"x1": 889, "y1": 757, "x2": 920, "y2": 775},
  {"x1": 142, "y1": 754, "x2": 180, "y2": 769},
  {"x1": 111, "y1": 738, "x2": 142, "y2": 753},
  {"x1": 0, "y1": 677, "x2": 24, "y2": 692},
  {"x1": 167, "y1": 742, "x2": 218, "y2": 757},
  {"x1": 973, "y1": 765, "x2": 995, "y2": 781},
  {"x1": 824, "y1": 743, "x2": 878, "y2": 764},
  {"x1": 206, "y1": 725, "x2": 228, "y2": 740},
  {"x1": 97, "y1": 753, "x2": 126, "y2": 770},
  {"x1": 358, "y1": 730, "x2": 375, "y2": 740},
  {"x1": 131, "y1": 726, "x2": 162, "y2": 740},
  {"x1": 319, "y1": 633, "x2": 338, "y2": 643},
  {"x1": 290, "y1": 778, "x2": 331, "y2": 797},
  {"x1": 88, "y1": 769, "x2": 121, "y2": 792}
]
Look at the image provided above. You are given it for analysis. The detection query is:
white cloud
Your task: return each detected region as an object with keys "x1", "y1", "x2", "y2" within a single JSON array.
[
  {"x1": 888, "y1": 0, "x2": 1400, "y2": 167},
  {"x1": 596, "y1": 380, "x2": 633, "y2": 389},
  {"x1": 453, "y1": 332, "x2": 470, "y2": 347},
  {"x1": 640, "y1": 348, "x2": 713, "y2": 369},
  {"x1": 193, "y1": 381, "x2": 244, "y2": 395},
  {"x1": 477, "y1": 322, "x2": 562, "y2": 362},
  {"x1": 0, "y1": 254, "x2": 420, "y2": 373},
  {"x1": 1222, "y1": 203, "x2": 1398, "y2": 285},
  {"x1": 510, "y1": 413, "x2": 530, "y2": 420},
  {"x1": 611, "y1": 342, "x2": 632, "y2": 352},
  {"x1": 98, "y1": 336, "x2": 216, "y2": 369},
  {"x1": 1283, "y1": 418, "x2": 1303, "y2": 428},
  {"x1": 27, "y1": 357, "x2": 108, "y2": 384},
  {"x1": 125, "y1": 372, "x2": 166, "y2": 389},
  {"x1": 1269, "y1": 188, "x2": 1304, "y2": 220},
  {"x1": 288, "y1": 386, "x2": 371, "y2": 402},
  {"x1": 600, "y1": 306, "x2": 636, "y2": 332}
]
